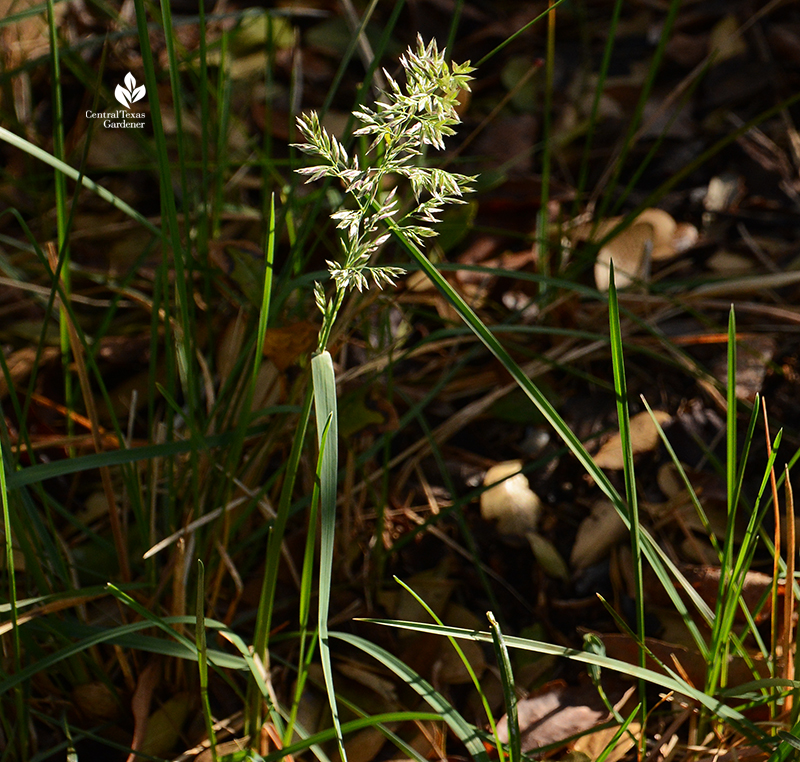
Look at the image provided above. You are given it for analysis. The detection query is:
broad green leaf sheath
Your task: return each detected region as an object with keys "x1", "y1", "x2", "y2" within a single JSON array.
[{"x1": 310, "y1": 349, "x2": 346, "y2": 759}]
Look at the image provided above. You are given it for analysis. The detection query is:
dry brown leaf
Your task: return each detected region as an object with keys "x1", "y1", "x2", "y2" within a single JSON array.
[
  {"x1": 345, "y1": 727, "x2": 387, "y2": 762},
  {"x1": 72, "y1": 682, "x2": 121, "y2": 722},
  {"x1": 571, "y1": 500, "x2": 628, "y2": 570},
  {"x1": 438, "y1": 637, "x2": 486, "y2": 684},
  {"x1": 391, "y1": 569, "x2": 455, "y2": 632},
  {"x1": 577, "y1": 209, "x2": 697, "y2": 291},
  {"x1": 711, "y1": 335, "x2": 776, "y2": 402},
  {"x1": 438, "y1": 604, "x2": 487, "y2": 684},
  {"x1": 0, "y1": 346, "x2": 60, "y2": 400},
  {"x1": 138, "y1": 692, "x2": 193, "y2": 758},
  {"x1": 706, "y1": 250, "x2": 753, "y2": 275},
  {"x1": 593, "y1": 410, "x2": 671, "y2": 469},
  {"x1": 496, "y1": 682, "x2": 620, "y2": 753},
  {"x1": 594, "y1": 222, "x2": 652, "y2": 291},
  {"x1": 572, "y1": 720, "x2": 641, "y2": 762},
  {"x1": 217, "y1": 313, "x2": 248, "y2": 383},
  {"x1": 126, "y1": 661, "x2": 159, "y2": 762},
  {"x1": 481, "y1": 461, "x2": 541, "y2": 538},
  {"x1": 595, "y1": 632, "x2": 769, "y2": 688},
  {"x1": 261, "y1": 323, "x2": 317, "y2": 371}
]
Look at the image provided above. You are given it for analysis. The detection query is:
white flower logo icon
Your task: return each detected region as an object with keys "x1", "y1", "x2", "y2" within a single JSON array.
[{"x1": 115, "y1": 73, "x2": 146, "y2": 109}]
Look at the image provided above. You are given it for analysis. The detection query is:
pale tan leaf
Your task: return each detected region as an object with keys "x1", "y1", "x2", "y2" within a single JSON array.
[
  {"x1": 593, "y1": 410, "x2": 671, "y2": 469},
  {"x1": 573, "y1": 721, "x2": 641, "y2": 762},
  {"x1": 481, "y1": 461, "x2": 541, "y2": 538},
  {"x1": 138, "y1": 692, "x2": 193, "y2": 758},
  {"x1": 707, "y1": 250, "x2": 753, "y2": 275},
  {"x1": 594, "y1": 222, "x2": 652, "y2": 292},
  {"x1": 571, "y1": 500, "x2": 628, "y2": 570}
]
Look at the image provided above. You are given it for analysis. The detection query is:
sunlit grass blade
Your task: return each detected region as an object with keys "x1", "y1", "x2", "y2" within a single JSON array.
[
  {"x1": 488, "y1": 611, "x2": 518, "y2": 762},
  {"x1": 607, "y1": 263, "x2": 646, "y2": 746},
  {"x1": 311, "y1": 349, "x2": 346, "y2": 761}
]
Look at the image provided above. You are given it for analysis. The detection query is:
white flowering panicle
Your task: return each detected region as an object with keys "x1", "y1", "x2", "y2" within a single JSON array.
[{"x1": 294, "y1": 35, "x2": 475, "y2": 348}]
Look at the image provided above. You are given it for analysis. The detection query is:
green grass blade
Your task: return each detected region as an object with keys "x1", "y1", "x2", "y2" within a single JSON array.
[
  {"x1": 476, "y1": 0, "x2": 568, "y2": 67},
  {"x1": 596, "y1": 705, "x2": 641, "y2": 762},
  {"x1": 0, "y1": 126, "x2": 158, "y2": 235},
  {"x1": 247, "y1": 389, "x2": 313, "y2": 735},
  {"x1": 311, "y1": 350, "x2": 345, "y2": 761},
  {"x1": 488, "y1": 611, "x2": 518, "y2": 762},
  {"x1": 727, "y1": 306, "x2": 738, "y2": 527},
  {"x1": 571, "y1": 0, "x2": 624, "y2": 213},
  {"x1": 607, "y1": 263, "x2": 646, "y2": 743}
]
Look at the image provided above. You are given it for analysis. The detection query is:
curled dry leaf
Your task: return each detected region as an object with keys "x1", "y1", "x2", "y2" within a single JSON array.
[
  {"x1": 592, "y1": 410, "x2": 671, "y2": 469},
  {"x1": 709, "y1": 14, "x2": 748, "y2": 64},
  {"x1": 480, "y1": 461, "x2": 542, "y2": 538},
  {"x1": 217, "y1": 313, "x2": 248, "y2": 384},
  {"x1": 573, "y1": 208, "x2": 698, "y2": 291},
  {"x1": 72, "y1": 682, "x2": 121, "y2": 722},
  {"x1": 571, "y1": 500, "x2": 628, "y2": 571},
  {"x1": 595, "y1": 221, "x2": 654, "y2": 291}
]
